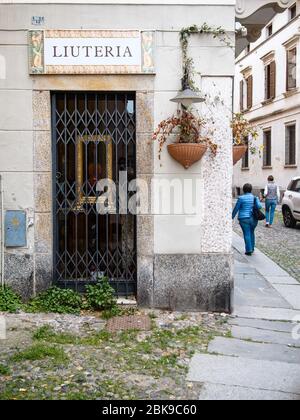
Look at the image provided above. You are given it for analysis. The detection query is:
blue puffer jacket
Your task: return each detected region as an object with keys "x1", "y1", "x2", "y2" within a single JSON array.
[{"x1": 232, "y1": 193, "x2": 262, "y2": 220}]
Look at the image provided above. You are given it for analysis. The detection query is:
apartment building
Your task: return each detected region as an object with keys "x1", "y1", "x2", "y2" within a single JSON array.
[{"x1": 234, "y1": 1, "x2": 300, "y2": 197}]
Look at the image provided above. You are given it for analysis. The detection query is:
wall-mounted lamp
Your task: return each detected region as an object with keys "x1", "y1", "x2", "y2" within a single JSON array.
[{"x1": 170, "y1": 88, "x2": 205, "y2": 108}]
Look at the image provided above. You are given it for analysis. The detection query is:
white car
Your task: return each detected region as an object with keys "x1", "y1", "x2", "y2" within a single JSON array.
[{"x1": 282, "y1": 177, "x2": 300, "y2": 228}]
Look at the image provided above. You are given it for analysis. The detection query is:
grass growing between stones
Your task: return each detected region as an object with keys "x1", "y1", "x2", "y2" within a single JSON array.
[
  {"x1": 0, "y1": 364, "x2": 10, "y2": 376},
  {"x1": 0, "y1": 376, "x2": 138, "y2": 401},
  {"x1": 0, "y1": 320, "x2": 228, "y2": 400},
  {"x1": 10, "y1": 343, "x2": 69, "y2": 364}
]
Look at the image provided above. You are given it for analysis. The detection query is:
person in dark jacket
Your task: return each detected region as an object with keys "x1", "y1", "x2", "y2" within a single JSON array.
[{"x1": 232, "y1": 183, "x2": 263, "y2": 256}]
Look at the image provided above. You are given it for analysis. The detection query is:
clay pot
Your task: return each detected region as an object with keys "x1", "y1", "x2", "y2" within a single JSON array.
[
  {"x1": 167, "y1": 143, "x2": 207, "y2": 169},
  {"x1": 233, "y1": 145, "x2": 248, "y2": 165}
]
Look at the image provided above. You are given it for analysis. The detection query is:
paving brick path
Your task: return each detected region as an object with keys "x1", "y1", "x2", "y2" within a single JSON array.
[
  {"x1": 188, "y1": 233, "x2": 300, "y2": 400},
  {"x1": 234, "y1": 212, "x2": 300, "y2": 282}
]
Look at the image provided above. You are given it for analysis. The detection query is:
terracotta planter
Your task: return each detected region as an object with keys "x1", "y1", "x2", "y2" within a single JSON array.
[
  {"x1": 233, "y1": 145, "x2": 248, "y2": 165},
  {"x1": 167, "y1": 143, "x2": 207, "y2": 169}
]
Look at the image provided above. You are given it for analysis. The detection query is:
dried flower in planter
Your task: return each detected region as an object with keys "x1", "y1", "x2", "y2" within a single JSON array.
[
  {"x1": 153, "y1": 109, "x2": 218, "y2": 163},
  {"x1": 231, "y1": 113, "x2": 260, "y2": 154}
]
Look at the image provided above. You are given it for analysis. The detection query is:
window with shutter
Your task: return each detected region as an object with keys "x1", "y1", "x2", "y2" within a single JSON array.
[
  {"x1": 285, "y1": 124, "x2": 296, "y2": 166},
  {"x1": 263, "y1": 130, "x2": 272, "y2": 167},
  {"x1": 289, "y1": 4, "x2": 297, "y2": 21},
  {"x1": 264, "y1": 61, "x2": 276, "y2": 100},
  {"x1": 265, "y1": 65, "x2": 269, "y2": 100},
  {"x1": 240, "y1": 80, "x2": 244, "y2": 111},
  {"x1": 287, "y1": 48, "x2": 297, "y2": 91},
  {"x1": 246, "y1": 75, "x2": 253, "y2": 109},
  {"x1": 270, "y1": 61, "x2": 276, "y2": 99},
  {"x1": 242, "y1": 137, "x2": 249, "y2": 169}
]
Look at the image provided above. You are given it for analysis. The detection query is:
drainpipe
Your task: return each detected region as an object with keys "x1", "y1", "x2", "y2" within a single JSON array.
[{"x1": 0, "y1": 175, "x2": 4, "y2": 287}]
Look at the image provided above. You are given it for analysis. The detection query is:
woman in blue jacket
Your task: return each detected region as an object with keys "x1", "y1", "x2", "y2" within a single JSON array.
[{"x1": 232, "y1": 183, "x2": 262, "y2": 256}]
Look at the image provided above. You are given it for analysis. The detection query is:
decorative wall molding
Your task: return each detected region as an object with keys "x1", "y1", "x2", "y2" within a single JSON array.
[
  {"x1": 236, "y1": 0, "x2": 292, "y2": 20},
  {"x1": 235, "y1": 0, "x2": 294, "y2": 56}
]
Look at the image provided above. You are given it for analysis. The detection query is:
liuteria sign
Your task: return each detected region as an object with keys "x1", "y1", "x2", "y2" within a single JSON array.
[{"x1": 28, "y1": 30, "x2": 155, "y2": 74}]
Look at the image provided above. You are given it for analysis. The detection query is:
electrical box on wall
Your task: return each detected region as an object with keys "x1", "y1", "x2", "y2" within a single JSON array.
[{"x1": 5, "y1": 211, "x2": 27, "y2": 248}]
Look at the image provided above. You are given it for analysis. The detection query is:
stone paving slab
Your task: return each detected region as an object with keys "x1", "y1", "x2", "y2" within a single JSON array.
[
  {"x1": 208, "y1": 337, "x2": 300, "y2": 364},
  {"x1": 198, "y1": 383, "x2": 300, "y2": 401},
  {"x1": 233, "y1": 234, "x2": 290, "y2": 277},
  {"x1": 265, "y1": 276, "x2": 299, "y2": 286},
  {"x1": 234, "y1": 264, "x2": 256, "y2": 275},
  {"x1": 231, "y1": 325, "x2": 300, "y2": 347},
  {"x1": 271, "y1": 285, "x2": 300, "y2": 310},
  {"x1": 233, "y1": 305, "x2": 300, "y2": 322},
  {"x1": 188, "y1": 354, "x2": 300, "y2": 394},
  {"x1": 229, "y1": 317, "x2": 296, "y2": 333},
  {"x1": 234, "y1": 274, "x2": 291, "y2": 309}
]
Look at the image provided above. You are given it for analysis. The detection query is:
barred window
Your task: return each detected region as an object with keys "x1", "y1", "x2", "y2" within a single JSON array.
[
  {"x1": 263, "y1": 130, "x2": 272, "y2": 167},
  {"x1": 285, "y1": 124, "x2": 296, "y2": 166}
]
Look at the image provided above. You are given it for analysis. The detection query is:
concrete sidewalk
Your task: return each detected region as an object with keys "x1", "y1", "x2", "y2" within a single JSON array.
[{"x1": 187, "y1": 233, "x2": 300, "y2": 400}]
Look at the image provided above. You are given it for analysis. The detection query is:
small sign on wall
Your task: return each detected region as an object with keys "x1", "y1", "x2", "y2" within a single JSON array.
[
  {"x1": 31, "y1": 16, "x2": 45, "y2": 26},
  {"x1": 28, "y1": 30, "x2": 155, "y2": 75},
  {"x1": 5, "y1": 211, "x2": 27, "y2": 248}
]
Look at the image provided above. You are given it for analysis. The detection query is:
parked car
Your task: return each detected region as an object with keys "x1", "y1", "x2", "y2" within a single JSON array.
[{"x1": 282, "y1": 177, "x2": 300, "y2": 228}]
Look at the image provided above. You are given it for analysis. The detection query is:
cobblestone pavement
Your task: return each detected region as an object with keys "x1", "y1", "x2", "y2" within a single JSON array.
[
  {"x1": 0, "y1": 310, "x2": 229, "y2": 400},
  {"x1": 234, "y1": 212, "x2": 300, "y2": 283}
]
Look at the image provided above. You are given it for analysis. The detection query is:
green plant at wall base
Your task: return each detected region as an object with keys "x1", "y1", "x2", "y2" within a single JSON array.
[
  {"x1": 84, "y1": 277, "x2": 119, "y2": 317},
  {"x1": 25, "y1": 287, "x2": 82, "y2": 315},
  {"x1": 0, "y1": 286, "x2": 22, "y2": 313}
]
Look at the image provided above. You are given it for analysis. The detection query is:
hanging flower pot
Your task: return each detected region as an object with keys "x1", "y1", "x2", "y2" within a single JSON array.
[
  {"x1": 231, "y1": 113, "x2": 261, "y2": 166},
  {"x1": 153, "y1": 109, "x2": 217, "y2": 168},
  {"x1": 233, "y1": 145, "x2": 248, "y2": 165},
  {"x1": 168, "y1": 143, "x2": 207, "y2": 169}
]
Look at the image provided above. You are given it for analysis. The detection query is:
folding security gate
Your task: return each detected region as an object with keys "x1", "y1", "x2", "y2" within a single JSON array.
[{"x1": 52, "y1": 92, "x2": 137, "y2": 296}]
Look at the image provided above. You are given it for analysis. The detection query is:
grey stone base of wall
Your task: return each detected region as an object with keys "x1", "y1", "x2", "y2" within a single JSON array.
[
  {"x1": 138, "y1": 253, "x2": 234, "y2": 313},
  {"x1": 4, "y1": 253, "x2": 52, "y2": 300},
  {"x1": 4, "y1": 253, "x2": 34, "y2": 300}
]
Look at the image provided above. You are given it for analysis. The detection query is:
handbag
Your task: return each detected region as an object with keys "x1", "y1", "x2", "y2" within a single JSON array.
[{"x1": 253, "y1": 197, "x2": 266, "y2": 221}]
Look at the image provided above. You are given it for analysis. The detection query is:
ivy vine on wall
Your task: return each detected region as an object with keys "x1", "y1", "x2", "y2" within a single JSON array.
[{"x1": 179, "y1": 23, "x2": 234, "y2": 91}]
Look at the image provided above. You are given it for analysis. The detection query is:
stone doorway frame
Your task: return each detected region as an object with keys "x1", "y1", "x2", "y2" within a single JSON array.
[{"x1": 32, "y1": 75, "x2": 155, "y2": 302}]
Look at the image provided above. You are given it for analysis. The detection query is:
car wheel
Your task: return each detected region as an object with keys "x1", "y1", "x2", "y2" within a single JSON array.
[{"x1": 283, "y1": 207, "x2": 297, "y2": 228}]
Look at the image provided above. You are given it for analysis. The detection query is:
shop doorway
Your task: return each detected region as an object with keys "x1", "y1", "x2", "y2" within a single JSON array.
[{"x1": 52, "y1": 92, "x2": 137, "y2": 296}]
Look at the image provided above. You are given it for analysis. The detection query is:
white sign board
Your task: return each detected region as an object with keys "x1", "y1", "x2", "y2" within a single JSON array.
[
  {"x1": 29, "y1": 30, "x2": 155, "y2": 75},
  {"x1": 44, "y1": 37, "x2": 142, "y2": 66}
]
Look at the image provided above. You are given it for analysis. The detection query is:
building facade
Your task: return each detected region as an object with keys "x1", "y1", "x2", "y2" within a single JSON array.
[
  {"x1": 234, "y1": 1, "x2": 300, "y2": 196},
  {"x1": 0, "y1": 0, "x2": 293, "y2": 312}
]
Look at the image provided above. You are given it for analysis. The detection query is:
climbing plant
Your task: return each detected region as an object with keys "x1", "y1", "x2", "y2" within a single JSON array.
[{"x1": 179, "y1": 23, "x2": 234, "y2": 91}]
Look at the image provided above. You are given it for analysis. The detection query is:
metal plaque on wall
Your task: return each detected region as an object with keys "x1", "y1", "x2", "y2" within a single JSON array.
[
  {"x1": 5, "y1": 211, "x2": 27, "y2": 248},
  {"x1": 28, "y1": 30, "x2": 155, "y2": 75}
]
